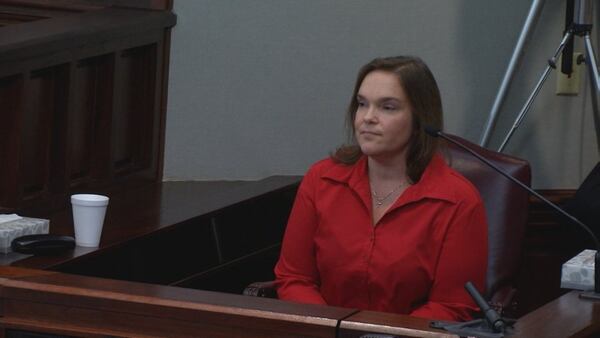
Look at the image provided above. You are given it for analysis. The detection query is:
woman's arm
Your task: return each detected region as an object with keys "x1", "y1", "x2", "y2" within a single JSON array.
[
  {"x1": 274, "y1": 167, "x2": 327, "y2": 305},
  {"x1": 410, "y1": 199, "x2": 488, "y2": 321}
]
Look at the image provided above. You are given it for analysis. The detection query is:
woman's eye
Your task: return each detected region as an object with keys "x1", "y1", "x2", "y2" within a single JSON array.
[
  {"x1": 383, "y1": 105, "x2": 398, "y2": 111},
  {"x1": 357, "y1": 100, "x2": 367, "y2": 107}
]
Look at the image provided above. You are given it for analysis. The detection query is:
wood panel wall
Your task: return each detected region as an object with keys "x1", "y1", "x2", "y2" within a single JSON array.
[
  {"x1": 514, "y1": 189, "x2": 590, "y2": 316},
  {"x1": 0, "y1": 1, "x2": 176, "y2": 213}
]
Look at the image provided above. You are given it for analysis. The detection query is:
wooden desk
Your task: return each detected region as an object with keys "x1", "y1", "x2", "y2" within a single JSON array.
[
  {"x1": 0, "y1": 266, "x2": 356, "y2": 337},
  {"x1": 512, "y1": 291, "x2": 600, "y2": 337},
  {"x1": 4, "y1": 266, "x2": 599, "y2": 337},
  {"x1": 0, "y1": 178, "x2": 599, "y2": 337},
  {"x1": 0, "y1": 176, "x2": 452, "y2": 337},
  {"x1": 0, "y1": 266, "x2": 456, "y2": 338},
  {"x1": 338, "y1": 311, "x2": 454, "y2": 338},
  {"x1": 338, "y1": 291, "x2": 600, "y2": 338},
  {"x1": 3, "y1": 272, "x2": 599, "y2": 338},
  {"x1": 7, "y1": 177, "x2": 300, "y2": 295}
]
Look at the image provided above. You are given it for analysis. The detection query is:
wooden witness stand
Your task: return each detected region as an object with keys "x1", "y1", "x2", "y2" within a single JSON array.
[
  {"x1": 0, "y1": 1, "x2": 599, "y2": 337},
  {"x1": 0, "y1": 273, "x2": 598, "y2": 338},
  {"x1": 0, "y1": 182, "x2": 599, "y2": 338}
]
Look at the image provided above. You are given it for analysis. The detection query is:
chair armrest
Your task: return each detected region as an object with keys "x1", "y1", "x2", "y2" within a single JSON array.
[{"x1": 243, "y1": 280, "x2": 278, "y2": 298}]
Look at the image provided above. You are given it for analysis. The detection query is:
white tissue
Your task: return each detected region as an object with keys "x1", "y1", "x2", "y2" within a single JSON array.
[
  {"x1": 0, "y1": 214, "x2": 22, "y2": 225},
  {"x1": 561, "y1": 249, "x2": 596, "y2": 291}
]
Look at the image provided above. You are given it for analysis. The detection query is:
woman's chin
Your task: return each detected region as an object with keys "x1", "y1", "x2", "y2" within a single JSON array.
[{"x1": 359, "y1": 146, "x2": 382, "y2": 157}]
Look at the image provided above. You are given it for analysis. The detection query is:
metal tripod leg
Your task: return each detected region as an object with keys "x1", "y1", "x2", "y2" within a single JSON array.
[
  {"x1": 497, "y1": 31, "x2": 574, "y2": 152},
  {"x1": 583, "y1": 34, "x2": 600, "y2": 153},
  {"x1": 480, "y1": 0, "x2": 546, "y2": 147}
]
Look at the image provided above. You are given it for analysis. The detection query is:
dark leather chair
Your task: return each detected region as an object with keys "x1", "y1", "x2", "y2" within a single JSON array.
[
  {"x1": 245, "y1": 134, "x2": 531, "y2": 315},
  {"x1": 442, "y1": 134, "x2": 530, "y2": 314}
]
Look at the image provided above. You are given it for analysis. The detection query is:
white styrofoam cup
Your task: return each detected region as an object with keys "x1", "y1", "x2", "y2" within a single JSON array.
[{"x1": 71, "y1": 194, "x2": 109, "y2": 247}]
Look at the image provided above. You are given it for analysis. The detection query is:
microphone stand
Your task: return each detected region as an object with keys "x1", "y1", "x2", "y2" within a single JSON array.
[{"x1": 430, "y1": 282, "x2": 516, "y2": 338}]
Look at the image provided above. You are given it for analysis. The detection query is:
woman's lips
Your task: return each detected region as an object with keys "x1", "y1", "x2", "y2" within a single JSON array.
[{"x1": 359, "y1": 130, "x2": 381, "y2": 136}]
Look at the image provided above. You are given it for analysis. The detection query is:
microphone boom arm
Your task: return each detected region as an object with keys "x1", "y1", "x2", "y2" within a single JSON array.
[{"x1": 431, "y1": 129, "x2": 600, "y2": 250}]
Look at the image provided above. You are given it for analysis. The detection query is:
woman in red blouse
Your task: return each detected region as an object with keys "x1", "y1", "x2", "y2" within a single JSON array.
[{"x1": 274, "y1": 56, "x2": 488, "y2": 321}]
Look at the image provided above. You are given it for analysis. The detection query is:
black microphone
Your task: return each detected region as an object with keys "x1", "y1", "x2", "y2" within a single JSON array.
[
  {"x1": 431, "y1": 280, "x2": 514, "y2": 336},
  {"x1": 425, "y1": 126, "x2": 600, "y2": 298},
  {"x1": 464, "y1": 281, "x2": 505, "y2": 333}
]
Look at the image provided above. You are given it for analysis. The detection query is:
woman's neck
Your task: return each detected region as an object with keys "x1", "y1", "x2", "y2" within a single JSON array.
[
  {"x1": 367, "y1": 153, "x2": 409, "y2": 182},
  {"x1": 367, "y1": 153, "x2": 411, "y2": 223}
]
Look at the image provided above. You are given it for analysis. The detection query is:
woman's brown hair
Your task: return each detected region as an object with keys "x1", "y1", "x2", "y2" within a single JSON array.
[{"x1": 331, "y1": 56, "x2": 443, "y2": 183}]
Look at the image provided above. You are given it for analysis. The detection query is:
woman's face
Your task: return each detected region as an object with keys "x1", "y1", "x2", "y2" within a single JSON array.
[{"x1": 354, "y1": 70, "x2": 414, "y2": 161}]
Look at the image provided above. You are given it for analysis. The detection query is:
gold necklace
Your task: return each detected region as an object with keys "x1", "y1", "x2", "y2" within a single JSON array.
[{"x1": 371, "y1": 182, "x2": 407, "y2": 207}]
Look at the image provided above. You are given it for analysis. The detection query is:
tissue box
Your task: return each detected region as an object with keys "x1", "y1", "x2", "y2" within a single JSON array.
[
  {"x1": 561, "y1": 249, "x2": 596, "y2": 291},
  {"x1": 0, "y1": 217, "x2": 49, "y2": 253}
]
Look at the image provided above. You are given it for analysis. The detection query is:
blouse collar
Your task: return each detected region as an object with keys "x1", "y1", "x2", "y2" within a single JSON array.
[{"x1": 321, "y1": 153, "x2": 461, "y2": 211}]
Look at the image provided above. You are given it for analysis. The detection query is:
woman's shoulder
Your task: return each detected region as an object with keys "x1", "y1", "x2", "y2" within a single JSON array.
[
  {"x1": 445, "y1": 169, "x2": 482, "y2": 203},
  {"x1": 302, "y1": 156, "x2": 359, "y2": 184},
  {"x1": 430, "y1": 157, "x2": 483, "y2": 205},
  {"x1": 306, "y1": 157, "x2": 349, "y2": 175}
]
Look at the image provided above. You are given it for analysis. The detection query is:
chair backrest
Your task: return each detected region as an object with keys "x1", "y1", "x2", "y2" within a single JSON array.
[{"x1": 442, "y1": 134, "x2": 531, "y2": 300}]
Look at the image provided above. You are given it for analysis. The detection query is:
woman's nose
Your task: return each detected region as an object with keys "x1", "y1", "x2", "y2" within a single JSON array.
[{"x1": 363, "y1": 107, "x2": 377, "y2": 123}]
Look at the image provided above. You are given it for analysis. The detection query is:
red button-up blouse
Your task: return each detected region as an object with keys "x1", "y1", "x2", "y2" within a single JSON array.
[{"x1": 274, "y1": 154, "x2": 488, "y2": 321}]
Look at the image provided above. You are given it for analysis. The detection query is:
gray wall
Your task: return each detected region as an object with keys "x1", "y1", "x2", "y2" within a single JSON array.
[{"x1": 164, "y1": 0, "x2": 600, "y2": 189}]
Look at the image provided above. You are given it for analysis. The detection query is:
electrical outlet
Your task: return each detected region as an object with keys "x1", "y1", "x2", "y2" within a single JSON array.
[{"x1": 556, "y1": 52, "x2": 582, "y2": 95}]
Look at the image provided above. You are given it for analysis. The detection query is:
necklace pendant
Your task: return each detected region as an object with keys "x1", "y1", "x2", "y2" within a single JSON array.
[{"x1": 372, "y1": 181, "x2": 407, "y2": 209}]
